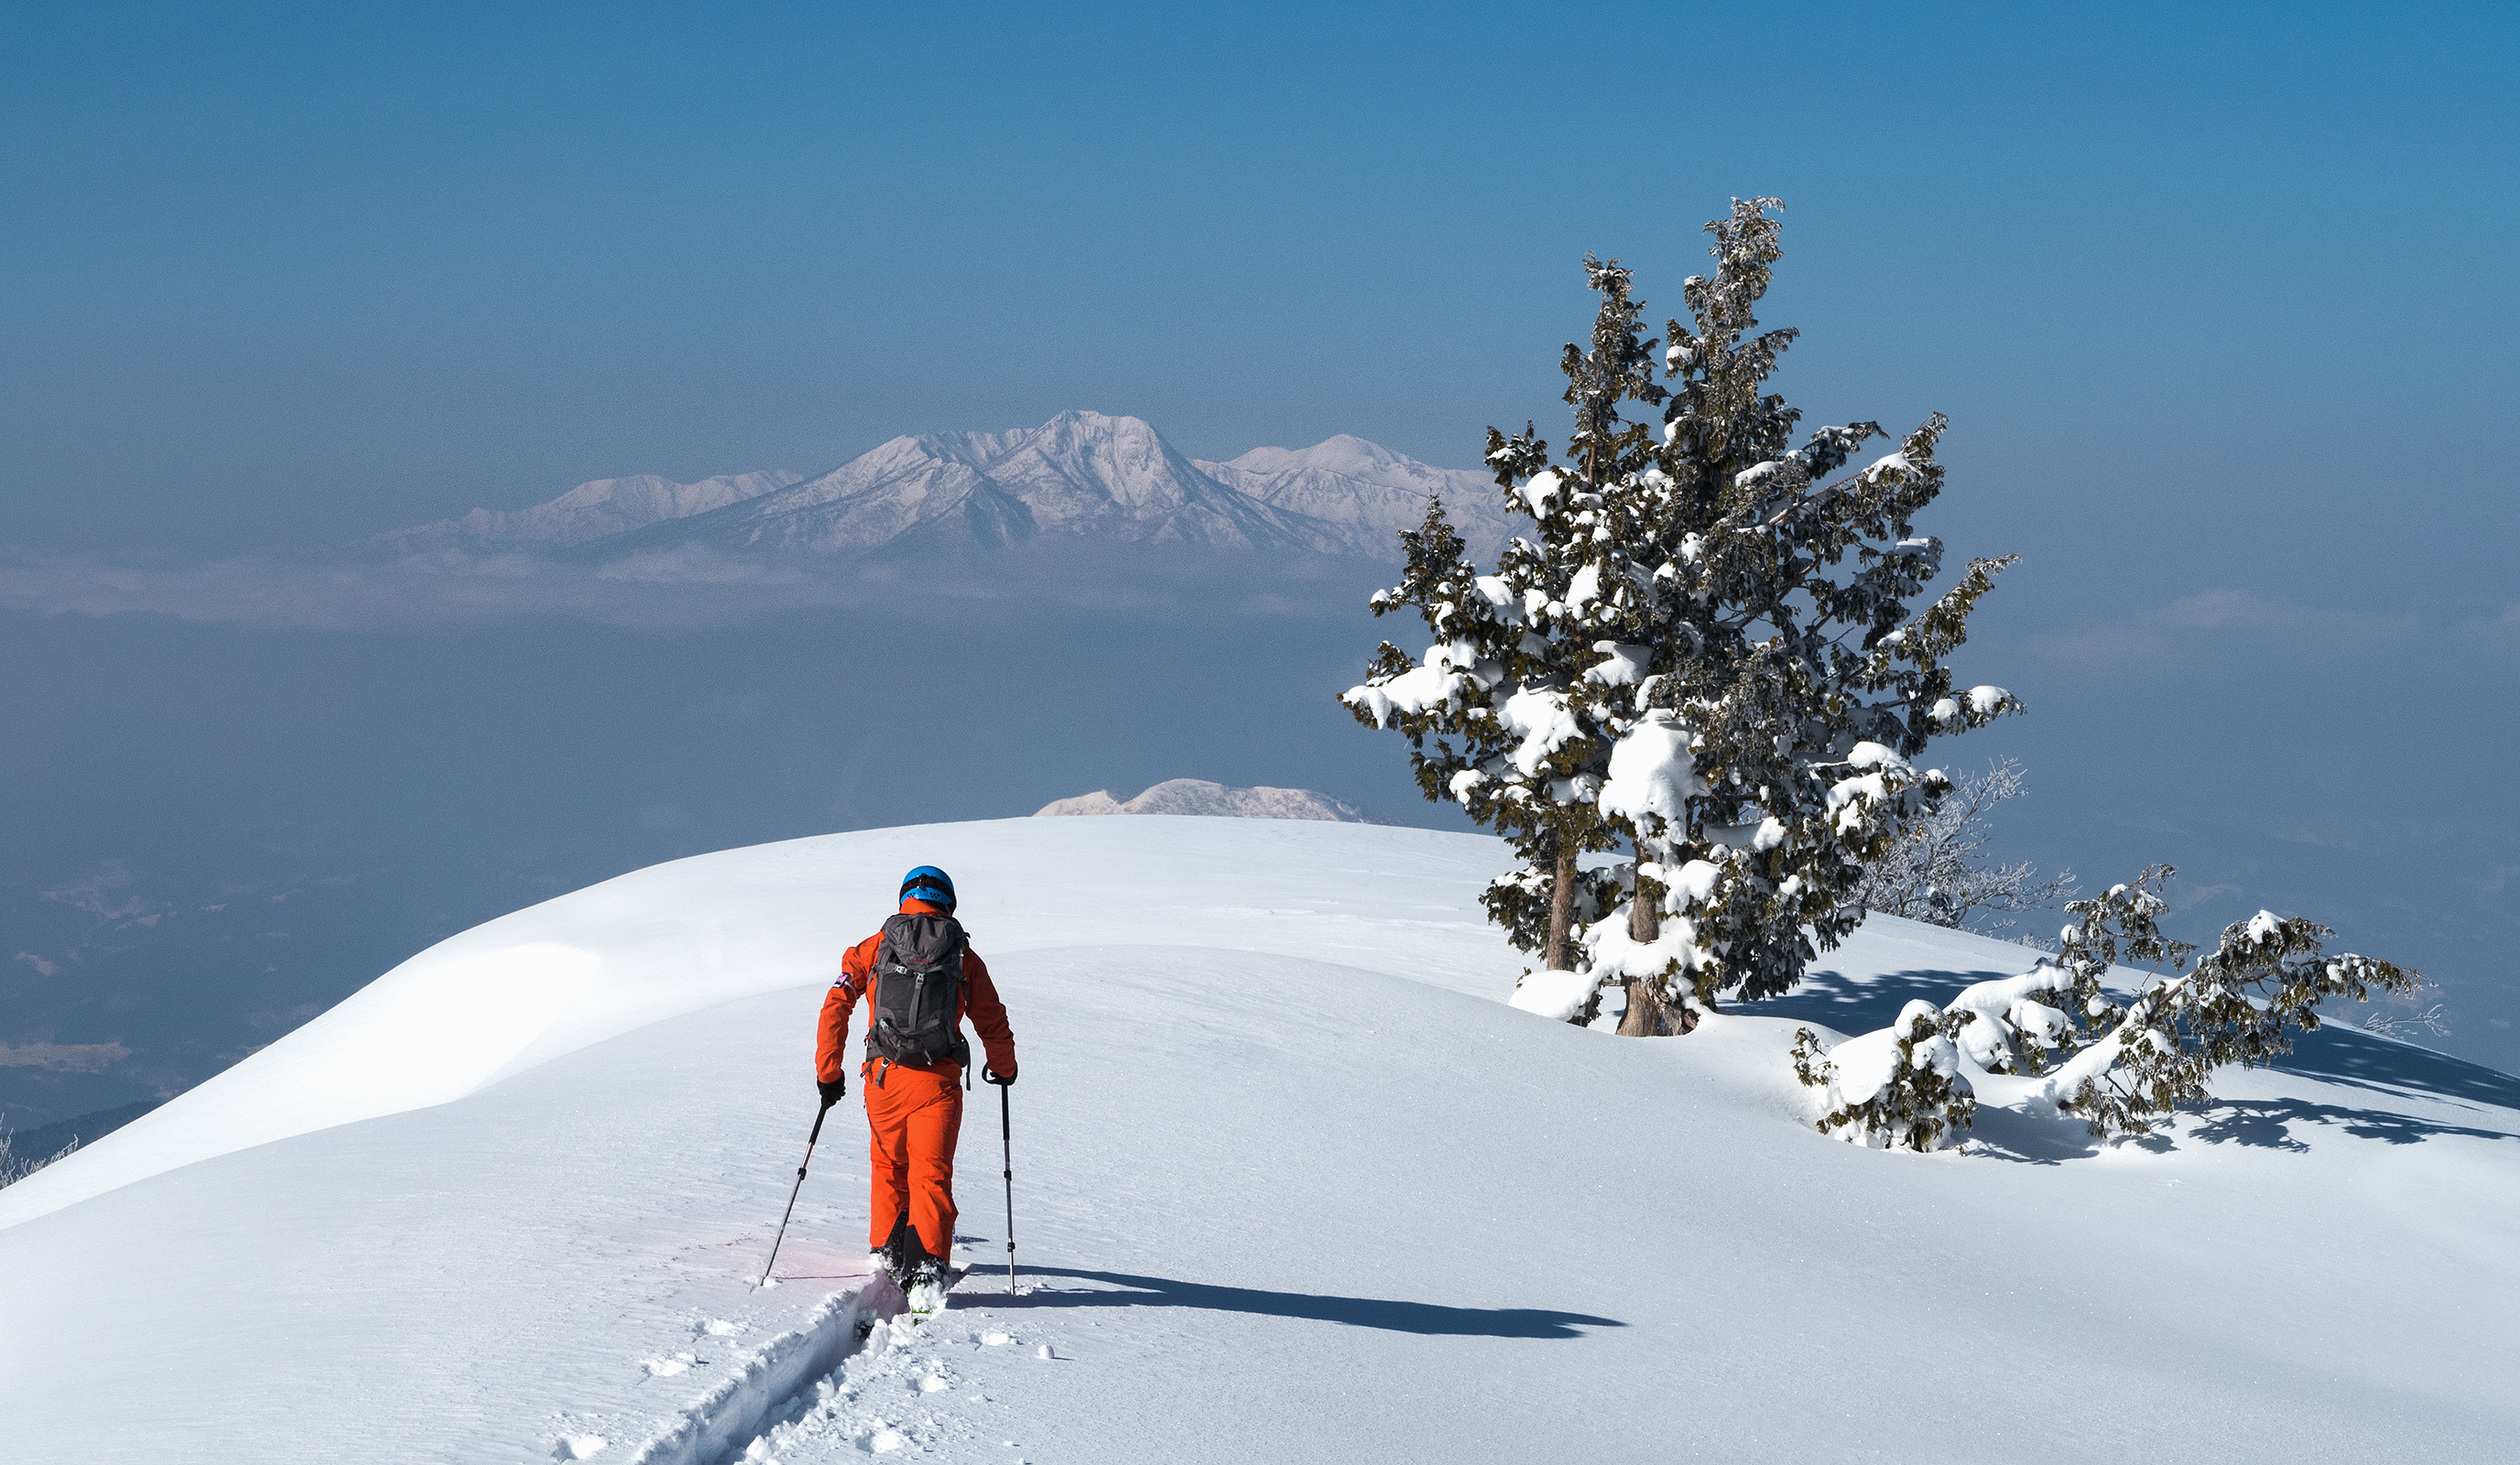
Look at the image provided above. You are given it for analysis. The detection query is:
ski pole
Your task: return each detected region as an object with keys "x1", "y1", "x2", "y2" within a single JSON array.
[
  {"x1": 997, "y1": 1078, "x2": 1017, "y2": 1294},
  {"x1": 758, "y1": 1100, "x2": 833, "y2": 1288}
]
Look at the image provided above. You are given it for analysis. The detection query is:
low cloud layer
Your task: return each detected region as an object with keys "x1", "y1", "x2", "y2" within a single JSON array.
[
  {"x1": 0, "y1": 544, "x2": 1384, "y2": 631},
  {"x1": 0, "y1": 548, "x2": 884, "y2": 631},
  {"x1": 0, "y1": 1042, "x2": 131, "y2": 1073},
  {"x1": 2032, "y1": 588, "x2": 2513, "y2": 667},
  {"x1": 18, "y1": 548, "x2": 2509, "y2": 660}
]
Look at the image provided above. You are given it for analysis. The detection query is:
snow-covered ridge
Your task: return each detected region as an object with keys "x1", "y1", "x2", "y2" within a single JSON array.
[
  {"x1": 1032, "y1": 777, "x2": 1370, "y2": 822},
  {"x1": 1, "y1": 818, "x2": 2514, "y2": 1462},
  {"x1": 373, "y1": 412, "x2": 1527, "y2": 562},
  {"x1": 0, "y1": 818, "x2": 1506, "y2": 1230}
]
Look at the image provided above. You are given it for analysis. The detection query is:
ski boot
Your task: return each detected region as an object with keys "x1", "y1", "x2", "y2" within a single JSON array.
[
  {"x1": 874, "y1": 1216, "x2": 918, "y2": 1289},
  {"x1": 903, "y1": 1256, "x2": 954, "y2": 1320}
]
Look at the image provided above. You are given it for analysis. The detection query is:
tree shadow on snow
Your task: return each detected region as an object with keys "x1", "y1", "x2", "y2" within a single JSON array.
[
  {"x1": 1961, "y1": 1094, "x2": 2520, "y2": 1164},
  {"x1": 1731, "y1": 967, "x2": 2014, "y2": 1037},
  {"x1": 1950, "y1": 1106, "x2": 2107, "y2": 1166},
  {"x1": 1741, "y1": 968, "x2": 2520, "y2": 1114},
  {"x1": 2183, "y1": 1097, "x2": 2520, "y2": 1151},
  {"x1": 1738, "y1": 967, "x2": 2520, "y2": 1163},
  {"x1": 992, "y1": 1268, "x2": 1624, "y2": 1339},
  {"x1": 2264, "y1": 1028, "x2": 2520, "y2": 1112}
]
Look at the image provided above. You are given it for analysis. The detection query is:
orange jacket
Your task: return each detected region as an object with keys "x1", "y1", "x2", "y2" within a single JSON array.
[{"x1": 816, "y1": 898, "x2": 1016, "y2": 1082}]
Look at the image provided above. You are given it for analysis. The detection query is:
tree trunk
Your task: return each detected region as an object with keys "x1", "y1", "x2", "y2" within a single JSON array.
[
  {"x1": 1545, "y1": 848, "x2": 1578, "y2": 972},
  {"x1": 1617, "y1": 835, "x2": 1668, "y2": 1036},
  {"x1": 1674, "y1": 838, "x2": 1709, "y2": 1032},
  {"x1": 1626, "y1": 839, "x2": 1661, "y2": 946}
]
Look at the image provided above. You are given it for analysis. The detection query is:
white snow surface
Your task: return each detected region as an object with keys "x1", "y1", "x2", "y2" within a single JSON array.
[
  {"x1": 3, "y1": 818, "x2": 2515, "y2": 1463},
  {"x1": 1504, "y1": 967, "x2": 1602, "y2": 1022},
  {"x1": 1032, "y1": 778, "x2": 1368, "y2": 822}
]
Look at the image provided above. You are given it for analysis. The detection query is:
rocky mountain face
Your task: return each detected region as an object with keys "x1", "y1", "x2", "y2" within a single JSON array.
[
  {"x1": 1034, "y1": 778, "x2": 1371, "y2": 822},
  {"x1": 377, "y1": 413, "x2": 1525, "y2": 563}
]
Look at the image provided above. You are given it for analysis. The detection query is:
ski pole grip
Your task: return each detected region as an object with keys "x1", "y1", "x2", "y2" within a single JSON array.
[{"x1": 808, "y1": 1103, "x2": 830, "y2": 1145}]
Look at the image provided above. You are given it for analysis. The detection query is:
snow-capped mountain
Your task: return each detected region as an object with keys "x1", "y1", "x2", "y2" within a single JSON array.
[
  {"x1": 377, "y1": 471, "x2": 806, "y2": 551},
  {"x1": 1032, "y1": 777, "x2": 1371, "y2": 821},
  {"x1": 639, "y1": 411, "x2": 1324, "y2": 556},
  {"x1": 1194, "y1": 433, "x2": 1515, "y2": 559},
  {"x1": 377, "y1": 413, "x2": 1526, "y2": 562}
]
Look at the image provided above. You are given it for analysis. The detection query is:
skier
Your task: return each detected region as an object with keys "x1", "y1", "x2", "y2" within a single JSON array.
[{"x1": 816, "y1": 864, "x2": 1016, "y2": 1313}]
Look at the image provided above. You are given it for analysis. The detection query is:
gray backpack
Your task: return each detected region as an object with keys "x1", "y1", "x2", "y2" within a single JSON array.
[{"x1": 865, "y1": 911, "x2": 972, "y2": 1068}]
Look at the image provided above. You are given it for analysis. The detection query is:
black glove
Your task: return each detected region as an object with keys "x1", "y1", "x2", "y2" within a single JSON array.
[
  {"x1": 818, "y1": 1077, "x2": 847, "y2": 1106},
  {"x1": 983, "y1": 1068, "x2": 1016, "y2": 1087}
]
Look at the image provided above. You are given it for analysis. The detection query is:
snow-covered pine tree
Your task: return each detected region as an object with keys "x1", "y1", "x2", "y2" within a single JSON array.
[
  {"x1": 2040, "y1": 869, "x2": 2424, "y2": 1137},
  {"x1": 1791, "y1": 864, "x2": 2427, "y2": 1147},
  {"x1": 1342, "y1": 255, "x2": 1665, "y2": 1016},
  {"x1": 1345, "y1": 197, "x2": 2022, "y2": 1029}
]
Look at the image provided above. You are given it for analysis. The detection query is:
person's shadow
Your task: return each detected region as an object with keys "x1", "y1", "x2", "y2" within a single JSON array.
[{"x1": 987, "y1": 1266, "x2": 1623, "y2": 1339}]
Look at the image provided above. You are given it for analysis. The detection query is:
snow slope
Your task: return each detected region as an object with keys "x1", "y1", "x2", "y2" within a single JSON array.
[{"x1": 3, "y1": 819, "x2": 2515, "y2": 1463}]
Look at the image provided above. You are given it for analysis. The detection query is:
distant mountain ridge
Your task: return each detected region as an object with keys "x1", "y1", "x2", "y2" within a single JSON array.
[
  {"x1": 1034, "y1": 778, "x2": 1372, "y2": 822},
  {"x1": 377, "y1": 471, "x2": 807, "y2": 553},
  {"x1": 375, "y1": 412, "x2": 1522, "y2": 562},
  {"x1": 1198, "y1": 434, "x2": 1498, "y2": 553}
]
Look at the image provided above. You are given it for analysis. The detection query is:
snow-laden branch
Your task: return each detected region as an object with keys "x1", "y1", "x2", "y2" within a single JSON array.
[
  {"x1": 1853, "y1": 759, "x2": 2077, "y2": 940},
  {"x1": 1790, "y1": 1003, "x2": 1975, "y2": 1152},
  {"x1": 1790, "y1": 867, "x2": 2426, "y2": 1147}
]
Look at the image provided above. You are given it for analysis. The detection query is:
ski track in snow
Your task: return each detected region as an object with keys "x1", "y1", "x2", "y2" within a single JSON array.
[
  {"x1": 695, "y1": 1273, "x2": 1214, "y2": 1465},
  {"x1": 623, "y1": 1273, "x2": 1071, "y2": 1465},
  {"x1": 627, "y1": 1280, "x2": 896, "y2": 1465}
]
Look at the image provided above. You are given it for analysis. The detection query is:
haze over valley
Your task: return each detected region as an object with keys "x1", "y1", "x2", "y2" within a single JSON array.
[{"x1": 7, "y1": 405, "x2": 2515, "y2": 1139}]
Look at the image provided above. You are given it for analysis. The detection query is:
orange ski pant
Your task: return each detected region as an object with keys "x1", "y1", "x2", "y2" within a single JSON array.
[{"x1": 862, "y1": 1058, "x2": 962, "y2": 1262}]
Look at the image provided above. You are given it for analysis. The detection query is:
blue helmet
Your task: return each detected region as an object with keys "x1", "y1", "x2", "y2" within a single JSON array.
[{"x1": 899, "y1": 864, "x2": 956, "y2": 912}]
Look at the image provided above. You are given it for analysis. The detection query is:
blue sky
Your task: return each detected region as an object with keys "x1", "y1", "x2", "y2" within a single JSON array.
[
  {"x1": 9, "y1": 1, "x2": 2513, "y2": 555},
  {"x1": 5, "y1": 1, "x2": 2520, "y2": 1092}
]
